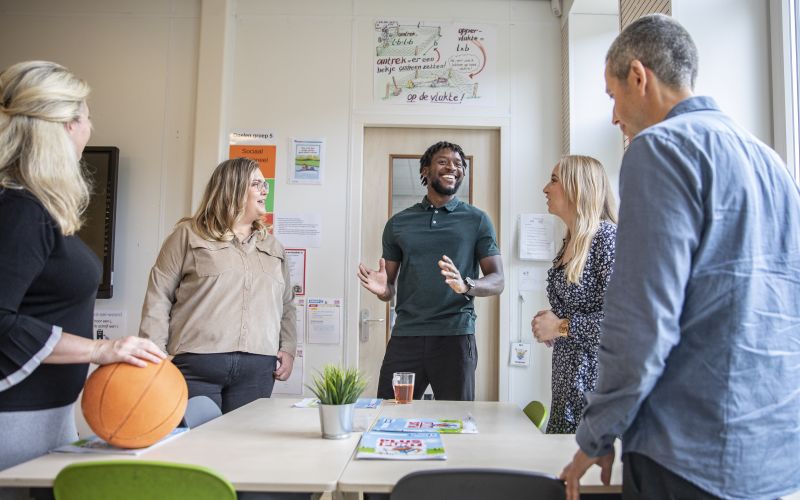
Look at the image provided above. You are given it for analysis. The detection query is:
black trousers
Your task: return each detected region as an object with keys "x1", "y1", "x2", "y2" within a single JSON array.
[
  {"x1": 377, "y1": 335, "x2": 477, "y2": 401},
  {"x1": 172, "y1": 352, "x2": 277, "y2": 414},
  {"x1": 623, "y1": 452, "x2": 720, "y2": 500}
]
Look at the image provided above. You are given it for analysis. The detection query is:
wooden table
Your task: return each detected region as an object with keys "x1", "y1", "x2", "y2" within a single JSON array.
[
  {"x1": 337, "y1": 400, "x2": 622, "y2": 497},
  {"x1": 0, "y1": 398, "x2": 372, "y2": 496},
  {"x1": 0, "y1": 399, "x2": 622, "y2": 498}
]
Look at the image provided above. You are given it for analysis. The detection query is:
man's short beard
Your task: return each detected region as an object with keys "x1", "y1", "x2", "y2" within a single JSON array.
[{"x1": 430, "y1": 177, "x2": 462, "y2": 196}]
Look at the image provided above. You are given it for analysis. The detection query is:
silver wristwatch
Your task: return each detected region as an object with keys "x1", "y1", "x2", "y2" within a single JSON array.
[{"x1": 462, "y1": 276, "x2": 476, "y2": 296}]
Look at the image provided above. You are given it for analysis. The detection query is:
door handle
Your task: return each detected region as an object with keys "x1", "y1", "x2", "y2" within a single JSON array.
[{"x1": 360, "y1": 309, "x2": 385, "y2": 343}]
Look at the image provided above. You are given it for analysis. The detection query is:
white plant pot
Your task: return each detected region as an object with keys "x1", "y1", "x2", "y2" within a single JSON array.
[{"x1": 318, "y1": 403, "x2": 355, "y2": 439}]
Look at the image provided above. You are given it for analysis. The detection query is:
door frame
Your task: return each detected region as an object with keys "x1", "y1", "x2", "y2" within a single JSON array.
[{"x1": 344, "y1": 114, "x2": 514, "y2": 401}]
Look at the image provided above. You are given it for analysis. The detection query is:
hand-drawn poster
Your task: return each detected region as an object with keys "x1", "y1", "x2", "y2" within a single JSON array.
[
  {"x1": 374, "y1": 20, "x2": 495, "y2": 105},
  {"x1": 230, "y1": 130, "x2": 277, "y2": 229}
]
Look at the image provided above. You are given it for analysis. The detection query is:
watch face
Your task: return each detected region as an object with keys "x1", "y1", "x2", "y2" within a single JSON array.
[{"x1": 465, "y1": 277, "x2": 476, "y2": 288}]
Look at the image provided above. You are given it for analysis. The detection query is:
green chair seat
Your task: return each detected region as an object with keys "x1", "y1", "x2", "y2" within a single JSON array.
[
  {"x1": 523, "y1": 400, "x2": 548, "y2": 430},
  {"x1": 53, "y1": 460, "x2": 237, "y2": 500}
]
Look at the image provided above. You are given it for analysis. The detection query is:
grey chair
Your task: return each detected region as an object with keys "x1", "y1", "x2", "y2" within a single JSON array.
[
  {"x1": 180, "y1": 395, "x2": 222, "y2": 429},
  {"x1": 389, "y1": 468, "x2": 565, "y2": 500}
]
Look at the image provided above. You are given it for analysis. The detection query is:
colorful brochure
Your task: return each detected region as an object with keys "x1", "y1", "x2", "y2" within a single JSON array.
[
  {"x1": 292, "y1": 398, "x2": 382, "y2": 409},
  {"x1": 356, "y1": 431, "x2": 446, "y2": 460},
  {"x1": 372, "y1": 417, "x2": 476, "y2": 433},
  {"x1": 51, "y1": 427, "x2": 188, "y2": 456}
]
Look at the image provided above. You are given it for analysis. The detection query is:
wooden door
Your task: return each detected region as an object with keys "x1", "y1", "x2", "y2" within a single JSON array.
[{"x1": 359, "y1": 127, "x2": 500, "y2": 400}]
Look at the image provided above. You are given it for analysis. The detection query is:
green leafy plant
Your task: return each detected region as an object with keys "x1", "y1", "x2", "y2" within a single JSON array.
[{"x1": 306, "y1": 365, "x2": 367, "y2": 405}]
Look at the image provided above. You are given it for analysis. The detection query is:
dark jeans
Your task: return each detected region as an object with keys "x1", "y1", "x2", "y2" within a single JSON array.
[
  {"x1": 172, "y1": 352, "x2": 277, "y2": 414},
  {"x1": 377, "y1": 335, "x2": 477, "y2": 401},
  {"x1": 623, "y1": 452, "x2": 720, "y2": 500}
]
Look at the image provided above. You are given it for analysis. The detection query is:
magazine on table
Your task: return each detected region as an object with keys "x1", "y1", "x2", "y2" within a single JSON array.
[
  {"x1": 51, "y1": 427, "x2": 188, "y2": 456},
  {"x1": 356, "y1": 431, "x2": 446, "y2": 460},
  {"x1": 371, "y1": 416, "x2": 477, "y2": 434},
  {"x1": 292, "y1": 398, "x2": 382, "y2": 409}
]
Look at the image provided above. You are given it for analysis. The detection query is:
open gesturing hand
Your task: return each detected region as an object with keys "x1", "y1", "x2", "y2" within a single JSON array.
[{"x1": 357, "y1": 258, "x2": 389, "y2": 298}]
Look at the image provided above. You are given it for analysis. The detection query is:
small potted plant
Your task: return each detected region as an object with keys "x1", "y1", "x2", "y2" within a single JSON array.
[{"x1": 306, "y1": 364, "x2": 367, "y2": 439}]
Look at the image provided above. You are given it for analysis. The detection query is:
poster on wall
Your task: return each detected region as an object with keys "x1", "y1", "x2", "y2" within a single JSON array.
[
  {"x1": 229, "y1": 130, "x2": 277, "y2": 229},
  {"x1": 374, "y1": 19, "x2": 496, "y2": 105},
  {"x1": 294, "y1": 297, "x2": 306, "y2": 339},
  {"x1": 289, "y1": 138, "x2": 324, "y2": 185},
  {"x1": 286, "y1": 248, "x2": 307, "y2": 296},
  {"x1": 306, "y1": 297, "x2": 342, "y2": 344}
]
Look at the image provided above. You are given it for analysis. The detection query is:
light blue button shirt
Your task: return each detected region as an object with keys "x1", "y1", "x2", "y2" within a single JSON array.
[{"x1": 576, "y1": 96, "x2": 800, "y2": 499}]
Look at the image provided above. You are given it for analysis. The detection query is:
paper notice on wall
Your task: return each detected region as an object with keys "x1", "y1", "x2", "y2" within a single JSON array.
[
  {"x1": 509, "y1": 342, "x2": 531, "y2": 367},
  {"x1": 306, "y1": 297, "x2": 342, "y2": 344},
  {"x1": 519, "y1": 214, "x2": 555, "y2": 261},
  {"x1": 93, "y1": 310, "x2": 126, "y2": 340},
  {"x1": 274, "y1": 213, "x2": 322, "y2": 248},
  {"x1": 519, "y1": 267, "x2": 546, "y2": 292},
  {"x1": 294, "y1": 297, "x2": 306, "y2": 343},
  {"x1": 286, "y1": 249, "x2": 306, "y2": 296}
]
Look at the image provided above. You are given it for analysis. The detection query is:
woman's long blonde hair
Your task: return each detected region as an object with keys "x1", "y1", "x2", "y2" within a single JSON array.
[
  {"x1": 0, "y1": 61, "x2": 91, "y2": 235},
  {"x1": 187, "y1": 157, "x2": 267, "y2": 241},
  {"x1": 558, "y1": 155, "x2": 617, "y2": 284}
]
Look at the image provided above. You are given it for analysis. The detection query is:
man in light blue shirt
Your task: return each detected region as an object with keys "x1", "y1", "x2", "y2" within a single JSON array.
[{"x1": 560, "y1": 14, "x2": 800, "y2": 500}]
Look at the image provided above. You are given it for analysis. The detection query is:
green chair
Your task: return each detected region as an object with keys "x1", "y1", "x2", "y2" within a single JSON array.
[
  {"x1": 523, "y1": 400, "x2": 548, "y2": 430},
  {"x1": 53, "y1": 460, "x2": 237, "y2": 500}
]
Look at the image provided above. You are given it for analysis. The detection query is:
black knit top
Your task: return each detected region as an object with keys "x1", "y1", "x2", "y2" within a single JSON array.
[{"x1": 0, "y1": 188, "x2": 100, "y2": 411}]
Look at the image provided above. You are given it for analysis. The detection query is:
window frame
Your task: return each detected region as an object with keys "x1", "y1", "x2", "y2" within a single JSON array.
[{"x1": 771, "y1": 0, "x2": 800, "y2": 183}]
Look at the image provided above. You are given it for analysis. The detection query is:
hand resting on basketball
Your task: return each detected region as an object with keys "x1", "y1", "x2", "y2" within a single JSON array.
[
  {"x1": 44, "y1": 333, "x2": 166, "y2": 368},
  {"x1": 90, "y1": 337, "x2": 166, "y2": 367}
]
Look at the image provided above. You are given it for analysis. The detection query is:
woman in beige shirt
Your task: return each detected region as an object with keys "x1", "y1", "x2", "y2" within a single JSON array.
[{"x1": 139, "y1": 158, "x2": 296, "y2": 413}]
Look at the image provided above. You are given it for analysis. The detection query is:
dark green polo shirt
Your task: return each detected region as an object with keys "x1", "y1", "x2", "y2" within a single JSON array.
[{"x1": 382, "y1": 196, "x2": 500, "y2": 336}]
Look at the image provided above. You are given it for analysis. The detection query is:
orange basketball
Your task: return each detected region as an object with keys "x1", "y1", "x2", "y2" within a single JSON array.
[{"x1": 81, "y1": 359, "x2": 188, "y2": 449}]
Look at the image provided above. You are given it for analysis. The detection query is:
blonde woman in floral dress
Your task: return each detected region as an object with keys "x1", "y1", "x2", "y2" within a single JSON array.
[{"x1": 532, "y1": 155, "x2": 617, "y2": 434}]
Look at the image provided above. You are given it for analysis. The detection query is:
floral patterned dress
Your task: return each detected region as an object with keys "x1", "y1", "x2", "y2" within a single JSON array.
[{"x1": 545, "y1": 220, "x2": 616, "y2": 434}]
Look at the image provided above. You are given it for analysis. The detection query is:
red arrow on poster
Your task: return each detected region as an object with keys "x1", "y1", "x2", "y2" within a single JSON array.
[{"x1": 469, "y1": 40, "x2": 487, "y2": 78}]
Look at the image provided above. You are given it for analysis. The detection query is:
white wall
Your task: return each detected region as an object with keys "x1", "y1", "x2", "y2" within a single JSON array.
[
  {"x1": 568, "y1": 12, "x2": 623, "y2": 194},
  {"x1": 673, "y1": 0, "x2": 773, "y2": 144},
  {"x1": 0, "y1": 0, "x2": 200, "y2": 338}
]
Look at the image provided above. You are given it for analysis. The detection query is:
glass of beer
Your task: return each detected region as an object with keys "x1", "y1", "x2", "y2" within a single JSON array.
[{"x1": 392, "y1": 372, "x2": 415, "y2": 404}]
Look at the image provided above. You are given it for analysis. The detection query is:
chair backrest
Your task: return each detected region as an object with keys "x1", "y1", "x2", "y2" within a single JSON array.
[
  {"x1": 53, "y1": 460, "x2": 237, "y2": 500},
  {"x1": 181, "y1": 395, "x2": 222, "y2": 429},
  {"x1": 523, "y1": 400, "x2": 548, "y2": 430},
  {"x1": 390, "y1": 468, "x2": 565, "y2": 500}
]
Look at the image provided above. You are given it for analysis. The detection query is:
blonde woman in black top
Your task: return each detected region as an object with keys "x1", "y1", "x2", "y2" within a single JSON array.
[{"x1": 0, "y1": 61, "x2": 164, "y2": 472}]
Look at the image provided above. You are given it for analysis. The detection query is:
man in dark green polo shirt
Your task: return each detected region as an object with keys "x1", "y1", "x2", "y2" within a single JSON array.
[{"x1": 358, "y1": 141, "x2": 505, "y2": 401}]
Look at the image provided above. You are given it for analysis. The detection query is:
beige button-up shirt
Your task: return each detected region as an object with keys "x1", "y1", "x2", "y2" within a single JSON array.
[{"x1": 139, "y1": 221, "x2": 297, "y2": 357}]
